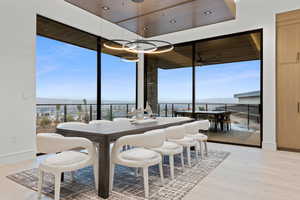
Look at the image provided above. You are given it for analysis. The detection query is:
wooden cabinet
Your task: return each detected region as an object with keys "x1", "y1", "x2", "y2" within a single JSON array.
[
  {"x1": 277, "y1": 24, "x2": 300, "y2": 64},
  {"x1": 277, "y1": 10, "x2": 300, "y2": 151}
]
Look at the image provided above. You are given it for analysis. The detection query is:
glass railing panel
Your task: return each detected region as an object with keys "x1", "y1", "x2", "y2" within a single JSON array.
[{"x1": 36, "y1": 104, "x2": 64, "y2": 133}]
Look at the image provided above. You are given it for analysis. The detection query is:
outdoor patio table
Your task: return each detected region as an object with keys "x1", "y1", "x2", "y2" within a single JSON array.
[{"x1": 174, "y1": 110, "x2": 231, "y2": 131}]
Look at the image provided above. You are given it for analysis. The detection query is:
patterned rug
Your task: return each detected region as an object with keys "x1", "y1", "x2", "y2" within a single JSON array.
[{"x1": 7, "y1": 150, "x2": 229, "y2": 200}]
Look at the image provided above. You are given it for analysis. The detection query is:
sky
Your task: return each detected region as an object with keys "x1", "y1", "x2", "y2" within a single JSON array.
[
  {"x1": 158, "y1": 60, "x2": 261, "y2": 102},
  {"x1": 36, "y1": 36, "x2": 136, "y2": 101},
  {"x1": 37, "y1": 35, "x2": 260, "y2": 102}
]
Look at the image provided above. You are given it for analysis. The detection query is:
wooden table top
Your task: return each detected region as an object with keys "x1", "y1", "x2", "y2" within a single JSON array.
[{"x1": 56, "y1": 117, "x2": 194, "y2": 142}]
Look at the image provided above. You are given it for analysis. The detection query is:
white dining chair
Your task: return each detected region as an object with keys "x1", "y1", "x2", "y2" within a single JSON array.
[
  {"x1": 147, "y1": 129, "x2": 184, "y2": 180},
  {"x1": 56, "y1": 122, "x2": 90, "y2": 152},
  {"x1": 37, "y1": 133, "x2": 64, "y2": 154},
  {"x1": 196, "y1": 120, "x2": 209, "y2": 156},
  {"x1": 113, "y1": 118, "x2": 134, "y2": 150},
  {"x1": 37, "y1": 135, "x2": 97, "y2": 200},
  {"x1": 110, "y1": 131, "x2": 164, "y2": 198},
  {"x1": 184, "y1": 121, "x2": 209, "y2": 157},
  {"x1": 196, "y1": 119, "x2": 210, "y2": 131},
  {"x1": 165, "y1": 125, "x2": 198, "y2": 168}
]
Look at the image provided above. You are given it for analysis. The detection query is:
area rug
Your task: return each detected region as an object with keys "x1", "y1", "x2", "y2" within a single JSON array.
[{"x1": 7, "y1": 150, "x2": 229, "y2": 200}]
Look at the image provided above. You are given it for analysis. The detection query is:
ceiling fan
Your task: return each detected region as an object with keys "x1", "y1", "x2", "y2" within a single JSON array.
[{"x1": 196, "y1": 52, "x2": 222, "y2": 66}]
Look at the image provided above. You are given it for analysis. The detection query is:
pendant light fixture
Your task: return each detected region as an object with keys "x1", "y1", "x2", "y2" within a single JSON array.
[
  {"x1": 121, "y1": 56, "x2": 139, "y2": 62},
  {"x1": 103, "y1": 0, "x2": 174, "y2": 55}
]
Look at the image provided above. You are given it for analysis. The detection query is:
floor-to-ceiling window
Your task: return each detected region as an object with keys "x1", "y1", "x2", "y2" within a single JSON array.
[
  {"x1": 195, "y1": 61, "x2": 261, "y2": 146},
  {"x1": 158, "y1": 67, "x2": 193, "y2": 116},
  {"x1": 36, "y1": 16, "x2": 137, "y2": 133},
  {"x1": 194, "y1": 31, "x2": 262, "y2": 147},
  {"x1": 36, "y1": 35, "x2": 97, "y2": 133},
  {"x1": 145, "y1": 30, "x2": 262, "y2": 147},
  {"x1": 101, "y1": 51, "x2": 137, "y2": 120},
  {"x1": 146, "y1": 44, "x2": 193, "y2": 116}
]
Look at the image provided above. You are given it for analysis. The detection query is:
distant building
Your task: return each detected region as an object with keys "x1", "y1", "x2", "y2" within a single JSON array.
[{"x1": 234, "y1": 91, "x2": 260, "y2": 104}]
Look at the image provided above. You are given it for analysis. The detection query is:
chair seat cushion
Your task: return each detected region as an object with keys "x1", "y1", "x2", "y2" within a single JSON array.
[
  {"x1": 187, "y1": 134, "x2": 208, "y2": 141},
  {"x1": 42, "y1": 151, "x2": 89, "y2": 167},
  {"x1": 37, "y1": 133, "x2": 64, "y2": 137},
  {"x1": 162, "y1": 141, "x2": 180, "y2": 150},
  {"x1": 169, "y1": 136, "x2": 194, "y2": 143},
  {"x1": 120, "y1": 148, "x2": 159, "y2": 161},
  {"x1": 168, "y1": 136, "x2": 196, "y2": 146},
  {"x1": 151, "y1": 141, "x2": 182, "y2": 155}
]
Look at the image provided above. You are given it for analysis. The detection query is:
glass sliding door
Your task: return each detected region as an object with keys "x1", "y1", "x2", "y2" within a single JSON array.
[
  {"x1": 195, "y1": 31, "x2": 262, "y2": 147},
  {"x1": 145, "y1": 29, "x2": 262, "y2": 147},
  {"x1": 101, "y1": 41, "x2": 137, "y2": 120}
]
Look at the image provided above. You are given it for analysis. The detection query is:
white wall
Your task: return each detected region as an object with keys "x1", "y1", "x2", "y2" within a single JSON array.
[
  {"x1": 0, "y1": 0, "x2": 37, "y2": 164},
  {"x1": 0, "y1": 0, "x2": 137, "y2": 165},
  {"x1": 150, "y1": 0, "x2": 300, "y2": 150}
]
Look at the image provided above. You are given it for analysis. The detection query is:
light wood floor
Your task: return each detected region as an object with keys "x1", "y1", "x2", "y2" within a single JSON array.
[
  {"x1": 207, "y1": 129, "x2": 261, "y2": 146},
  {"x1": 1, "y1": 143, "x2": 300, "y2": 200}
]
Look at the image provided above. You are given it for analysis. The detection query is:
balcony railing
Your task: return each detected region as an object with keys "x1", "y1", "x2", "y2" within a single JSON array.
[{"x1": 36, "y1": 103, "x2": 261, "y2": 133}]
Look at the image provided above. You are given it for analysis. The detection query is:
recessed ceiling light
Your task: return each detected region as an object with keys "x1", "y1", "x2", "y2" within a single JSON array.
[
  {"x1": 170, "y1": 19, "x2": 177, "y2": 24},
  {"x1": 203, "y1": 10, "x2": 213, "y2": 15},
  {"x1": 102, "y1": 6, "x2": 110, "y2": 11}
]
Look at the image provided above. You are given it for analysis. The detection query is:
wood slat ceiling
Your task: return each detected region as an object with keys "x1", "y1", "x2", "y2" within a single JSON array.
[
  {"x1": 149, "y1": 32, "x2": 261, "y2": 69},
  {"x1": 37, "y1": 16, "x2": 137, "y2": 59},
  {"x1": 64, "y1": 0, "x2": 236, "y2": 38}
]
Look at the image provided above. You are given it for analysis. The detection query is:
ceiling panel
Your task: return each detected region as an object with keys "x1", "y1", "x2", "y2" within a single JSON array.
[
  {"x1": 119, "y1": 0, "x2": 235, "y2": 37},
  {"x1": 65, "y1": 0, "x2": 236, "y2": 38},
  {"x1": 148, "y1": 31, "x2": 262, "y2": 69},
  {"x1": 65, "y1": 0, "x2": 194, "y2": 23}
]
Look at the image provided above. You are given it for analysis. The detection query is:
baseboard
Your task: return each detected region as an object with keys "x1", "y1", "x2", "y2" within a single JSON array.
[
  {"x1": 262, "y1": 142, "x2": 277, "y2": 151},
  {"x1": 0, "y1": 149, "x2": 36, "y2": 165},
  {"x1": 277, "y1": 147, "x2": 300, "y2": 153}
]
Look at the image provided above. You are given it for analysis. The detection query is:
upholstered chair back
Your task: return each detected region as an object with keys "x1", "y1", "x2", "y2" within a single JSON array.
[
  {"x1": 195, "y1": 120, "x2": 210, "y2": 131},
  {"x1": 184, "y1": 122, "x2": 199, "y2": 135},
  {"x1": 164, "y1": 125, "x2": 185, "y2": 140}
]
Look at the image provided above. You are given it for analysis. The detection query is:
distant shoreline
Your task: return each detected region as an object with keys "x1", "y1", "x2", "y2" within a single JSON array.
[{"x1": 37, "y1": 97, "x2": 239, "y2": 104}]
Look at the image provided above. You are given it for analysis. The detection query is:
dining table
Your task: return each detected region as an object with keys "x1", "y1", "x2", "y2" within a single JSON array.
[{"x1": 56, "y1": 117, "x2": 194, "y2": 199}]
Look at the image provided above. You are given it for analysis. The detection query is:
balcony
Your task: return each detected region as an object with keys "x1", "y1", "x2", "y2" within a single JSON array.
[{"x1": 37, "y1": 103, "x2": 261, "y2": 146}]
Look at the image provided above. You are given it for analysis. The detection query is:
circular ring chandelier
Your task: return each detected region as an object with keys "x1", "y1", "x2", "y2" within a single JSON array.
[
  {"x1": 103, "y1": 39, "x2": 135, "y2": 51},
  {"x1": 103, "y1": 39, "x2": 174, "y2": 54},
  {"x1": 121, "y1": 56, "x2": 139, "y2": 62},
  {"x1": 145, "y1": 40, "x2": 174, "y2": 54},
  {"x1": 103, "y1": 0, "x2": 173, "y2": 55},
  {"x1": 124, "y1": 40, "x2": 158, "y2": 54}
]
